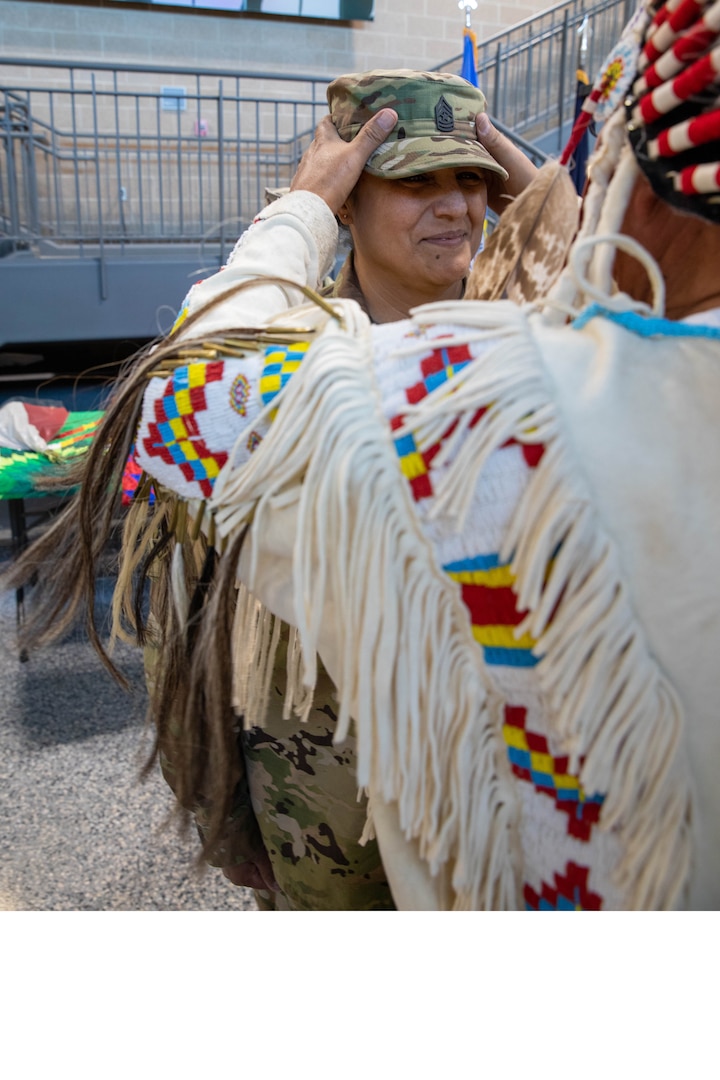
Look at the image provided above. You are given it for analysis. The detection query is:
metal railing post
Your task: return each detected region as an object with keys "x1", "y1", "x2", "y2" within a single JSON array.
[
  {"x1": 194, "y1": 74, "x2": 204, "y2": 240},
  {"x1": 22, "y1": 94, "x2": 40, "y2": 235},
  {"x1": 217, "y1": 79, "x2": 225, "y2": 263},
  {"x1": 525, "y1": 36, "x2": 533, "y2": 127},
  {"x1": 155, "y1": 93, "x2": 164, "y2": 236},
  {"x1": 1, "y1": 93, "x2": 21, "y2": 239},
  {"x1": 69, "y1": 68, "x2": 84, "y2": 257},
  {"x1": 177, "y1": 102, "x2": 184, "y2": 235},
  {"x1": 113, "y1": 70, "x2": 126, "y2": 247},
  {"x1": 493, "y1": 41, "x2": 502, "y2": 117},
  {"x1": 557, "y1": 7, "x2": 570, "y2": 153},
  {"x1": 48, "y1": 93, "x2": 62, "y2": 239},
  {"x1": 91, "y1": 73, "x2": 107, "y2": 300},
  {"x1": 135, "y1": 95, "x2": 145, "y2": 234}
]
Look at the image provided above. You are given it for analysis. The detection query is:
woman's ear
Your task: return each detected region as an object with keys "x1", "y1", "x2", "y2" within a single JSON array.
[{"x1": 337, "y1": 201, "x2": 353, "y2": 226}]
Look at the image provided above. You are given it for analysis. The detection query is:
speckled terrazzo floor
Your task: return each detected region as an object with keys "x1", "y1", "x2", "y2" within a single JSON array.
[{"x1": 0, "y1": 505, "x2": 257, "y2": 912}]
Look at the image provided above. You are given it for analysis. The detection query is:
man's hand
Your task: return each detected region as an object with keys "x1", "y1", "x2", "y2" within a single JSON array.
[
  {"x1": 223, "y1": 850, "x2": 279, "y2": 893},
  {"x1": 475, "y1": 112, "x2": 539, "y2": 216},
  {"x1": 290, "y1": 108, "x2": 398, "y2": 215}
]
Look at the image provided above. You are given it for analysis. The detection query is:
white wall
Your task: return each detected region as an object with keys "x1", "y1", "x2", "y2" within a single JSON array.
[{"x1": 0, "y1": 0, "x2": 553, "y2": 75}]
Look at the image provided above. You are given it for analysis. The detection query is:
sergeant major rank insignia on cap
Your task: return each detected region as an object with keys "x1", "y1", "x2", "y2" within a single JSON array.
[{"x1": 434, "y1": 95, "x2": 455, "y2": 132}]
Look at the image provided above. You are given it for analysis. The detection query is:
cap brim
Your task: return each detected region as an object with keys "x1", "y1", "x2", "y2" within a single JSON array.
[{"x1": 364, "y1": 135, "x2": 509, "y2": 181}]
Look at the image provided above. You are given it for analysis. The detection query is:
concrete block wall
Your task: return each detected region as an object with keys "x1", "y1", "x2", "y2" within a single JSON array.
[{"x1": 0, "y1": 1, "x2": 552, "y2": 77}]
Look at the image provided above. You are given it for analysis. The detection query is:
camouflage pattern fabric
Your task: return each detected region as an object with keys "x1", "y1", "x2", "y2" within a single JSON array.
[
  {"x1": 327, "y1": 68, "x2": 508, "y2": 181},
  {"x1": 242, "y1": 634, "x2": 394, "y2": 911},
  {"x1": 147, "y1": 603, "x2": 393, "y2": 910}
]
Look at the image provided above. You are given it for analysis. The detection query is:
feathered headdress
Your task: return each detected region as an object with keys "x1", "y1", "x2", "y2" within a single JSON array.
[{"x1": 562, "y1": 0, "x2": 720, "y2": 220}]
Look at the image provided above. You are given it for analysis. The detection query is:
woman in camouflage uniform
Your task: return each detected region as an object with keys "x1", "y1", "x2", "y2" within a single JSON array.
[{"x1": 162, "y1": 69, "x2": 534, "y2": 909}]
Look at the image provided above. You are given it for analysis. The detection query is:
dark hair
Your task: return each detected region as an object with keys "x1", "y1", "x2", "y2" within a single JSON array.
[{"x1": 0, "y1": 289, "x2": 270, "y2": 867}]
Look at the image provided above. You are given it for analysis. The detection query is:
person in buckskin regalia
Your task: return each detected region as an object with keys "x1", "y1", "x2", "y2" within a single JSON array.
[{"x1": 5, "y1": 11, "x2": 720, "y2": 909}]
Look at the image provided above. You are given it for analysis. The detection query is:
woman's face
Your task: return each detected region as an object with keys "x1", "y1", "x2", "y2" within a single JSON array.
[{"x1": 344, "y1": 166, "x2": 489, "y2": 305}]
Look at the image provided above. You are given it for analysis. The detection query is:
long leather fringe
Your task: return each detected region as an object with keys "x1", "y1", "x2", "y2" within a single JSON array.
[
  {"x1": 209, "y1": 299, "x2": 521, "y2": 910},
  {"x1": 394, "y1": 298, "x2": 693, "y2": 911}
]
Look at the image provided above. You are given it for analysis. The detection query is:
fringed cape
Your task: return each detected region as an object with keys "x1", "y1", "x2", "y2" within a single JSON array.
[{"x1": 126, "y1": 293, "x2": 720, "y2": 910}]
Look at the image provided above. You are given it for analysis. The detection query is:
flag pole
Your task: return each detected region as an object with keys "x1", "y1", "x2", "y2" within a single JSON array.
[
  {"x1": 458, "y1": 0, "x2": 479, "y2": 87},
  {"x1": 458, "y1": 0, "x2": 476, "y2": 29},
  {"x1": 568, "y1": 13, "x2": 592, "y2": 193}
]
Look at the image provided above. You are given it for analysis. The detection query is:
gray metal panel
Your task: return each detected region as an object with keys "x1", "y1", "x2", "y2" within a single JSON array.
[{"x1": 0, "y1": 247, "x2": 222, "y2": 347}]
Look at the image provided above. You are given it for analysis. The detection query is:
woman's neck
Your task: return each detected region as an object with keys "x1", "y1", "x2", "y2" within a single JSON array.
[{"x1": 352, "y1": 256, "x2": 465, "y2": 324}]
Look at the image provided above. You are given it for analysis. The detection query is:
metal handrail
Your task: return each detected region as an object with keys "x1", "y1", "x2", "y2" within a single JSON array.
[
  {"x1": 490, "y1": 117, "x2": 551, "y2": 168},
  {"x1": 0, "y1": 56, "x2": 335, "y2": 84},
  {"x1": 438, "y1": 0, "x2": 634, "y2": 145},
  {"x1": 1, "y1": 0, "x2": 632, "y2": 267},
  {"x1": 0, "y1": 63, "x2": 327, "y2": 267}
]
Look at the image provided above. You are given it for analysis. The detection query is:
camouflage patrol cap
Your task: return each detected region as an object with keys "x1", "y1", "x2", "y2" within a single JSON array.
[{"x1": 327, "y1": 68, "x2": 508, "y2": 182}]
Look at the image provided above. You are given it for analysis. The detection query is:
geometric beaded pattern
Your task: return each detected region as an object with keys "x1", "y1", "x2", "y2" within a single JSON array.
[
  {"x1": 259, "y1": 342, "x2": 311, "y2": 407},
  {"x1": 524, "y1": 861, "x2": 603, "y2": 910},
  {"x1": 404, "y1": 341, "x2": 474, "y2": 403},
  {"x1": 142, "y1": 360, "x2": 228, "y2": 499},
  {"x1": 391, "y1": 342, "x2": 545, "y2": 503},
  {"x1": 443, "y1": 553, "x2": 539, "y2": 668},
  {"x1": 502, "y1": 705, "x2": 605, "y2": 841},
  {"x1": 391, "y1": 342, "x2": 473, "y2": 502},
  {"x1": 390, "y1": 415, "x2": 440, "y2": 502},
  {"x1": 385, "y1": 336, "x2": 606, "y2": 905},
  {"x1": 121, "y1": 446, "x2": 145, "y2": 506}
]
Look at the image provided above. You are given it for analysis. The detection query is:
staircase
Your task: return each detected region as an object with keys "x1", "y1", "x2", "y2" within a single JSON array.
[
  {"x1": 441, "y1": 0, "x2": 635, "y2": 154},
  {"x1": 0, "y1": 0, "x2": 633, "y2": 357}
]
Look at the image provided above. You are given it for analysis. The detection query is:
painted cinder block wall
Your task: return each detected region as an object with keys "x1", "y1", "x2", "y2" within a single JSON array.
[{"x1": 0, "y1": 1, "x2": 551, "y2": 75}]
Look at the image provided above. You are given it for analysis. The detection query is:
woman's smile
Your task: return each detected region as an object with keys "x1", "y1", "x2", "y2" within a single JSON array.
[
  {"x1": 422, "y1": 229, "x2": 469, "y2": 247},
  {"x1": 341, "y1": 166, "x2": 489, "y2": 321}
]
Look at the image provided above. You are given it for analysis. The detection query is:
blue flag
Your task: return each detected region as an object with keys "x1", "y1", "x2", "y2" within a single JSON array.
[{"x1": 461, "y1": 30, "x2": 478, "y2": 86}]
